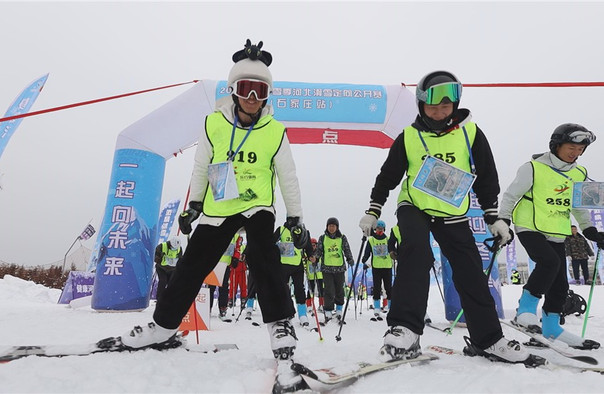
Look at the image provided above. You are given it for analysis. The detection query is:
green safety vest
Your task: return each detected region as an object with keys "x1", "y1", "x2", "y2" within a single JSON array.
[
  {"x1": 512, "y1": 161, "x2": 586, "y2": 238},
  {"x1": 323, "y1": 236, "x2": 344, "y2": 267},
  {"x1": 368, "y1": 236, "x2": 392, "y2": 269},
  {"x1": 305, "y1": 258, "x2": 323, "y2": 280},
  {"x1": 278, "y1": 226, "x2": 303, "y2": 266},
  {"x1": 202, "y1": 112, "x2": 285, "y2": 217},
  {"x1": 219, "y1": 234, "x2": 240, "y2": 265},
  {"x1": 392, "y1": 225, "x2": 401, "y2": 243},
  {"x1": 160, "y1": 243, "x2": 180, "y2": 267},
  {"x1": 397, "y1": 123, "x2": 477, "y2": 217}
]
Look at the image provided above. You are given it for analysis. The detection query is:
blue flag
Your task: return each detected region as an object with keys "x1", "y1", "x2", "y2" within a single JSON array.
[
  {"x1": 0, "y1": 73, "x2": 49, "y2": 159},
  {"x1": 157, "y1": 199, "x2": 181, "y2": 244}
]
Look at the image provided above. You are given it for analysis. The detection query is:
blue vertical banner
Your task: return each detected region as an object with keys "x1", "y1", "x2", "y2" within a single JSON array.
[
  {"x1": 157, "y1": 199, "x2": 181, "y2": 244},
  {"x1": 91, "y1": 148, "x2": 165, "y2": 311},
  {"x1": 0, "y1": 74, "x2": 49, "y2": 159},
  {"x1": 442, "y1": 192, "x2": 504, "y2": 322}
]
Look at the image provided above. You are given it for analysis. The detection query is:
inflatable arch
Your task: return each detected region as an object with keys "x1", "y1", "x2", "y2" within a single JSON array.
[{"x1": 90, "y1": 80, "x2": 418, "y2": 311}]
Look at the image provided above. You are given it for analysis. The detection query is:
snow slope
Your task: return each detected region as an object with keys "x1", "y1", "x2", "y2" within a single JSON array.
[{"x1": 1, "y1": 274, "x2": 603, "y2": 394}]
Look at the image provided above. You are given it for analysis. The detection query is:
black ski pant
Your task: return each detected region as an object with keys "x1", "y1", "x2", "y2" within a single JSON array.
[
  {"x1": 155, "y1": 267, "x2": 173, "y2": 302},
  {"x1": 371, "y1": 267, "x2": 392, "y2": 301},
  {"x1": 387, "y1": 205, "x2": 502, "y2": 349},
  {"x1": 518, "y1": 231, "x2": 568, "y2": 314},
  {"x1": 281, "y1": 263, "x2": 306, "y2": 305},
  {"x1": 322, "y1": 271, "x2": 345, "y2": 312},
  {"x1": 154, "y1": 211, "x2": 295, "y2": 328},
  {"x1": 571, "y1": 258, "x2": 590, "y2": 282}
]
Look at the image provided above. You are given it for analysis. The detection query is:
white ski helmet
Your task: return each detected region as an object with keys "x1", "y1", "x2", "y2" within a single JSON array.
[{"x1": 169, "y1": 237, "x2": 181, "y2": 250}]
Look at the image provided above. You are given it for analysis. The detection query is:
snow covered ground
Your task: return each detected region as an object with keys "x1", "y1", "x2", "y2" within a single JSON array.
[{"x1": 1, "y1": 274, "x2": 603, "y2": 394}]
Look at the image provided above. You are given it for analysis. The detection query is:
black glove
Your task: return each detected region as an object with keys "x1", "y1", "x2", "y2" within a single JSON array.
[
  {"x1": 231, "y1": 258, "x2": 239, "y2": 269},
  {"x1": 363, "y1": 263, "x2": 368, "y2": 271},
  {"x1": 178, "y1": 201, "x2": 202, "y2": 235},
  {"x1": 291, "y1": 225, "x2": 309, "y2": 249},
  {"x1": 348, "y1": 260, "x2": 355, "y2": 268},
  {"x1": 285, "y1": 216, "x2": 300, "y2": 230},
  {"x1": 583, "y1": 227, "x2": 604, "y2": 248}
]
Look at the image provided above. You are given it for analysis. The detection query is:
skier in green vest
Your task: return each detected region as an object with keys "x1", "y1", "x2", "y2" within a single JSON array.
[
  {"x1": 274, "y1": 222, "x2": 313, "y2": 327},
  {"x1": 359, "y1": 70, "x2": 531, "y2": 364},
  {"x1": 121, "y1": 40, "x2": 307, "y2": 365},
  {"x1": 361, "y1": 220, "x2": 392, "y2": 319},
  {"x1": 499, "y1": 123, "x2": 601, "y2": 349},
  {"x1": 153, "y1": 237, "x2": 182, "y2": 301},
  {"x1": 314, "y1": 217, "x2": 354, "y2": 323}
]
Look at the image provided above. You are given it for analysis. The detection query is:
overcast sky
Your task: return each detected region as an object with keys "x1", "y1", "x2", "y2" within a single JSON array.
[{"x1": 1, "y1": 1, "x2": 603, "y2": 266}]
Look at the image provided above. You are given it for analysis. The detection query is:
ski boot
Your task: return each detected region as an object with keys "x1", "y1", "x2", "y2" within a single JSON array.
[
  {"x1": 514, "y1": 289, "x2": 541, "y2": 333},
  {"x1": 379, "y1": 326, "x2": 421, "y2": 361},
  {"x1": 463, "y1": 336, "x2": 544, "y2": 367},
  {"x1": 268, "y1": 319, "x2": 298, "y2": 360},
  {"x1": 542, "y1": 310, "x2": 600, "y2": 350},
  {"x1": 297, "y1": 304, "x2": 309, "y2": 327},
  {"x1": 120, "y1": 322, "x2": 180, "y2": 350}
]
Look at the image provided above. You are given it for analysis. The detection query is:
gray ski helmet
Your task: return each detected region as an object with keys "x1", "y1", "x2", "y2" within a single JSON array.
[
  {"x1": 549, "y1": 123, "x2": 596, "y2": 154},
  {"x1": 416, "y1": 70, "x2": 462, "y2": 130}
]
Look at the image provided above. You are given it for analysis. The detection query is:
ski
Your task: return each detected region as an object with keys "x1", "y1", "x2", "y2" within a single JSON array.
[
  {"x1": 500, "y1": 319, "x2": 599, "y2": 365},
  {"x1": 427, "y1": 344, "x2": 604, "y2": 374},
  {"x1": 291, "y1": 353, "x2": 438, "y2": 386},
  {"x1": 0, "y1": 332, "x2": 237, "y2": 363}
]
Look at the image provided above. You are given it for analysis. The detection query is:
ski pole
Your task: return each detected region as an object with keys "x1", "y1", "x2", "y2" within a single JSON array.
[
  {"x1": 310, "y1": 283, "x2": 324, "y2": 341},
  {"x1": 432, "y1": 265, "x2": 445, "y2": 304},
  {"x1": 336, "y1": 236, "x2": 367, "y2": 341},
  {"x1": 582, "y1": 247, "x2": 601, "y2": 337},
  {"x1": 445, "y1": 237, "x2": 500, "y2": 335},
  {"x1": 359, "y1": 267, "x2": 366, "y2": 315}
]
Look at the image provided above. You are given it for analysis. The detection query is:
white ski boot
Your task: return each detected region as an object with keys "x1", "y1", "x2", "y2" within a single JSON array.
[
  {"x1": 379, "y1": 326, "x2": 421, "y2": 361},
  {"x1": 120, "y1": 322, "x2": 179, "y2": 350},
  {"x1": 268, "y1": 318, "x2": 298, "y2": 360},
  {"x1": 481, "y1": 337, "x2": 532, "y2": 363}
]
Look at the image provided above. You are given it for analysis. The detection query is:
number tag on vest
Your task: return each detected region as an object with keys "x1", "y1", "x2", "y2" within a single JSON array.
[
  {"x1": 572, "y1": 182, "x2": 604, "y2": 209},
  {"x1": 278, "y1": 242, "x2": 295, "y2": 257},
  {"x1": 412, "y1": 155, "x2": 476, "y2": 208},
  {"x1": 166, "y1": 257, "x2": 178, "y2": 267},
  {"x1": 372, "y1": 244, "x2": 388, "y2": 257},
  {"x1": 208, "y1": 161, "x2": 239, "y2": 201}
]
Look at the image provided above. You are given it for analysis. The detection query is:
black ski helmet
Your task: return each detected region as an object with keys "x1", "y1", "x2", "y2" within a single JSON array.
[
  {"x1": 416, "y1": 70, "x2": 462, "y2": 131},
  {"x1": 549, "y1": 123, "x2": 596, "y2": 155}
]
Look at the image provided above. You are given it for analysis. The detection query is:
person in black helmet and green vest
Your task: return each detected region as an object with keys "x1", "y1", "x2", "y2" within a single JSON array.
[
  {"x1": 315, "y1": 217, "x2": 354, "y2": 324},
  {"x1": 359, "y1": 70, "x2": 532, "y2": 365},
  {"x1": 500, "y1": 123, "x2": 601, "y2": 350}
]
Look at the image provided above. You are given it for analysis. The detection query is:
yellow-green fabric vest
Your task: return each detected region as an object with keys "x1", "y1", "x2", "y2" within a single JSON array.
[
  {"x1": 202, "y1": 112, "x2": 285, "y2": 217},
  {"x1": 397, "y1": 123, "x2": 477, "y2": 217},
  {"x1": 278, "y1": 226, "x2": 302, "y2": 266},
  {"x1": 160, "y1": 243, "x2": 180, "y2": 267},
  {"x1": 368, "y1": 236, "x2": 392, "y2": 269},
  {"x1": 323, "y1": 236, "x2": 344, "y2": 267},
  {"x1": 512, "y1": 161, "x2": 587, "y2": 238},
  {"x1": 219, "y1": 233, "x2": 239, "y2": 265},
  {"x1": 305, "y1": 259, "x2": 323, "y2": 280},
  {"x1": 392, "y1": 225, "x2": 401, "y2": 243}
]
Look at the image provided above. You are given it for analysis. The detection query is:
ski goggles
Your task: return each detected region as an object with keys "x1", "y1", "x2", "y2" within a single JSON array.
[
  {"x1": 566, "y1": 130, "x2": 596, "y2": 145},
  {"x1": 230, "y1": 79, "x2": 271, "y2": 100},
  {"x1": 418, "y1": 82, "x2": 462, "y2": 105}
]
